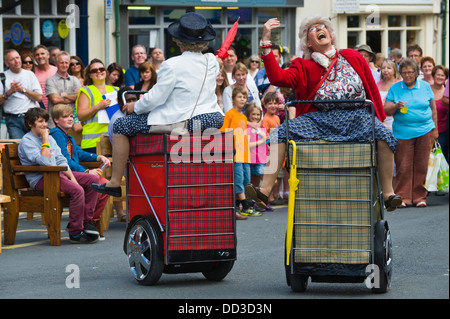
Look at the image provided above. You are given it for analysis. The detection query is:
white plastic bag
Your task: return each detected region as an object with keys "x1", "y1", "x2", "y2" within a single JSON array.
[{"x1": 424, "y1": 142, "x2": 440, "y2": 192}]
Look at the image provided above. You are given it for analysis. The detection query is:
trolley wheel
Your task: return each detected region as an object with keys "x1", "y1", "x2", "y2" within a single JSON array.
[
  {"x1": 290, "y1": 274, "x2": 308, "y2": 292},
  {"x1": 202, "y1": 261, "x2": 234, "y2": 281},
  {"x1": 372, "y1": 220, "x2": 393, "y2": 293},
  {"x1": 125, "y1": 218, "x2": 164, "y2": 286}
]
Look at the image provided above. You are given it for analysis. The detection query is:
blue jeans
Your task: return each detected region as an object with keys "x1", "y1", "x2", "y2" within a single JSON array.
[
  {"x1": 4, "y1": 114, "x2": 29, "y2": 139},
  {"x1": 234, "y1": 162, "x2": 250, "y2": 194}
]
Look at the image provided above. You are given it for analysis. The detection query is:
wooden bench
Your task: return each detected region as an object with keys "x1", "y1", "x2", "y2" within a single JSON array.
[
  {"x1": 0, "y1": 194, "x2": 12, "y2": 253},
  {"x1": 1, "y1": 143, "x2": 101, "y2": 246}
]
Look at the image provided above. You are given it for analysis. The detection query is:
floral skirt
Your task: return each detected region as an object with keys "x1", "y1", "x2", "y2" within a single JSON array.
[
  {"x1": 271, "y1": 108, "x2": 397, "y2": 152},
  {"x1": 113, "y1": 112, "x2": 224, "y2": 136}
]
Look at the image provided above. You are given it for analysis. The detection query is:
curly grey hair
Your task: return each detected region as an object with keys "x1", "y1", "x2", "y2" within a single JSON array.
[
  {"x1": 298, "y1": 15, "x2": 337, "y2": 60},
  {"x1": 399, "y1": 58, "x2": 419, "y2": 78},
  {"x1": 172, "y1": 38, "x2": 209, "y2": 53}
]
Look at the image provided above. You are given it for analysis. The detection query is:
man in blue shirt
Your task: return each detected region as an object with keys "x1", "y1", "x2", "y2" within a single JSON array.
[{"x1": 124, "y1": 44, "x2": 147, "y2": 89}]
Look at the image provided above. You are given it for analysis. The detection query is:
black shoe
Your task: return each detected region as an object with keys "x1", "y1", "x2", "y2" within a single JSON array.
[
  {"x1": 245, "y1": 185, "x2": 268, "y2": 209},
  {"x1": 70, "y1": 231, "x2": 99, "y2": 244},
  {"x1": 91, "y1": 183, "x2": 122, "y2": 197},
  {"x1": 83, "y1": 221, "x2": 99, "y2": 236},
  {"x1": 384, "y1": 194, "x2": 402, "y2": 212}
]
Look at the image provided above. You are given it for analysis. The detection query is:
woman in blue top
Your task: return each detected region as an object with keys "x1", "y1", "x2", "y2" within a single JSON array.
[{"x1": 385, "y1": 58, "x2": 438, "y2": 208}]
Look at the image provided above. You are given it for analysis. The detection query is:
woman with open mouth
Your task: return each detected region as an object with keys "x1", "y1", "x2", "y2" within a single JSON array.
[{"x1": 245, "y1": 15, "x2": 402, "y2": 212}]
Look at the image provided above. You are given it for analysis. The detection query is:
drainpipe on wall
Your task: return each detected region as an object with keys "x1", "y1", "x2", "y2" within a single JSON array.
[
  {"x1": 441, "y1": 0, "x2": 447, "y2": 65},
  {"x1": 113, "y1": 0, "x2": 121, "y2": 65}
]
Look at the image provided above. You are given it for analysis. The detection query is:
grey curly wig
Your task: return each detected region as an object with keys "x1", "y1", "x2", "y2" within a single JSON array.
[{"x1": 298, "y1": 15, "x2": 337, "y2": 60}]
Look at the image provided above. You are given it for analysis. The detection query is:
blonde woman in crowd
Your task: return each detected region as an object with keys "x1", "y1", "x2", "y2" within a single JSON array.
[
  {"x1": 378, "y1": 59, "x2": 401, "y2": 131},
  {"x1": 215, "y1": 67, "x2": 229, "y2": 110}
]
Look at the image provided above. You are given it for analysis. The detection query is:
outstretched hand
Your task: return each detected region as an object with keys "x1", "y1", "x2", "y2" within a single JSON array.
[{"x1": 262, "y1": 18, "x2": 281, "y2": 42}]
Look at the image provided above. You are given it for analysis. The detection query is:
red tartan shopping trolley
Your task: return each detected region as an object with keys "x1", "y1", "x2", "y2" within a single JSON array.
[{"x1": 123, "y1": 131, "x2": 236, "y2": 285}]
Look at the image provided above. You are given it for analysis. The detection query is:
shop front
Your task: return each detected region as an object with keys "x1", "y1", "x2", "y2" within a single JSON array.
[
  {"x1": 0, "y1": 0, "x2": 80, "y2": 70},
  {"x1": 118, "y1": 0, "x2": 302, "y2": 67}
]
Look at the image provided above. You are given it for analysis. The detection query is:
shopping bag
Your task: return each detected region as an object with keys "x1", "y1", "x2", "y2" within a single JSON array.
[
  {"x1": 424, "y1": 142, "x2": 440, "y2": 192},
  {"x1": 436, "y1": 147, "x2": 449, "y2": 192}
]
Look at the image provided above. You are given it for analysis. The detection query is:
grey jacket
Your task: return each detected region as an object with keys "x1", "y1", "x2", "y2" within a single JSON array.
[{"x1": 18, "y1": 131, "x2": 69, "y2": 189}]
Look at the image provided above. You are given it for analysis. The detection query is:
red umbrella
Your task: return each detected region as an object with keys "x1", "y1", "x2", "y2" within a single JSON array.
[{"x1": 216, "y1": 18, "x2": 239, "y2": 59}]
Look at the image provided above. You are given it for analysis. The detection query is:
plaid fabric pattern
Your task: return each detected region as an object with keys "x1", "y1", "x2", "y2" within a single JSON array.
[
  {"x1": 168, "y1": 162, "x2": 233, "y2": 186},
  {"x1": 129, "y1": 134, "x2": 165, "y2": 155},
  {"x1": 129, "y1": 132, "x2": 234, "y2": 161},
  {"x1": 290, "y1": 141, "x2": 377, "y2": 264},
  {"x1": 290, "y1": 141, "x2": 375, "y2": 169},
  {"x1": 128, "y1": 132, "x2": 236, "y2": 253},
  {"x1": 168, "y1": 185, "x2": 234, "y2": 211},
  {"x1": 168, "y1": 209, "x2": 235, "y2": 251}
]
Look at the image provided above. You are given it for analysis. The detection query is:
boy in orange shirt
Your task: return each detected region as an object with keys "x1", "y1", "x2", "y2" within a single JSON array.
[
  {"x1": 221, "y1": 86, "x2": 262, "y2": 219},
  {"x1": 261, "y1": 92, "x2": 288, "y2": 205},
  {"x1": 261, "y1": 92, "x2": 281, "y2": 133}
]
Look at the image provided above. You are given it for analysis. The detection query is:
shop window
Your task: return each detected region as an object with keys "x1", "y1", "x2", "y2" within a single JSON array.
[
  {"x1": 163, "y1": 8, "x2": 187, "y2": 24},
  {"x1": 406, "y1": 15, "x2": 420, "y2": 27},
  {"x1": 39, "y1": 19, "x2": 68, "y2": 51},
  {"x1": 57, "y1": 0, "x2": 70, "y2": 15},
  {"x1": 233, "y1": 28, "x2": 252, "y2": 60},
  {"x1": 1, "y1": 0, "x2": 17, "y2": 14},
  {"x1": 347, "y1": 31, "x2": 360, "y2": 50},
  {"x1": 195, "y1": 8, "x2": 222, "y2": 25},
  {"x1": 347, "y1": 16, "x2": 360, "y2": 28},
  {"x1": 257, "y1": 8, "x2": 283, "y2": 24},
  {"x1": 227, "y1": 8, "x2": 251, "y2": 24},
  {"x1": 407, "y1": 30, "x2": 419, "y2": 46},
  {"x1": 21, "y1": 0, "x2": 35, "y2": 15},
  {"x1": 3, "y1": 19, "x2": 34, "y2": 54},
  {"x1": 128, "y1": 6, "x2": 156, "y2": 25},
  {"x1": 39, "y1": 0, "x2": 52, "y2": 15},
  {"x1": 388, "y1": 15, "x2": 402, "y2": 27},
  {"x1": 366, "y1": 31, "x2": 381, "y2": 53},
  {"x1": 388, "y1": 30, "x2": 401, "y2": 49},
  {"x1": 126, "y1": 6, "x2": 287, "y2": 61}
]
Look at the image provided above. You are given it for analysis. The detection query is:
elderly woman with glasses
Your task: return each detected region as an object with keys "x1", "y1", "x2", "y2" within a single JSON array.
[
  {"x1": 245, "y1": 15, "x2": 402, "y2": 212},
  {"x1": 75, "y1": 58, "x2": 117, "y2": 153},
  {"x1": 384, "y1": 58, "x2": 438, "y2": 208}
]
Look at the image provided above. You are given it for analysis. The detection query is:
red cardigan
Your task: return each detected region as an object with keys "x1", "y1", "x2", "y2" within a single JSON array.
[{"x1": 261, "y1": 49, "x2": 386, "y2": 121}]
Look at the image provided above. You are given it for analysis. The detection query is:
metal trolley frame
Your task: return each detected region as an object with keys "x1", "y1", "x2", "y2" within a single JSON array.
[{"x1": 284, "y1": 99, "x2": 393, "y2": 293}]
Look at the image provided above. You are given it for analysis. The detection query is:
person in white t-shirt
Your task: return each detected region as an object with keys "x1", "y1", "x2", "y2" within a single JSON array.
[{"x1": 0, "y1": 49, "x2": 43, "y2": 139}]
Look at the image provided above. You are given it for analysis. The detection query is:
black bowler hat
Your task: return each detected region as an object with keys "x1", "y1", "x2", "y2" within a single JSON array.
[{"x1": 168, "y1": 12, "x2": 216, "y2": 43}]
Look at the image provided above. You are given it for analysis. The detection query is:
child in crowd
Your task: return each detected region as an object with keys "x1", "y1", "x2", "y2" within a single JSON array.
[
  {"x1": 244, "y1": 103, "x2": 272, "y2": 212},
  {"x1": 260, "y1": 92, "x2": 287, "y2": 205},
  {"x1": 50, "y1": 104, "x2": 119, "y2": 231},
  {"x1": 221, "y1": 86, "x2": 262, "y2": 219},
  {"x1": 261, "y1": 92, "x2": 281, "y2": 133},
  {"x1": 18, "y1": 107, "x2": 101, "y2": 243}
]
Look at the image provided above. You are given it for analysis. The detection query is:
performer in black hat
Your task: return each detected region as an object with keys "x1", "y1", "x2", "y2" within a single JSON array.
[{"x1": 92, "y1": 12, "x2": 224, "y2": 197}]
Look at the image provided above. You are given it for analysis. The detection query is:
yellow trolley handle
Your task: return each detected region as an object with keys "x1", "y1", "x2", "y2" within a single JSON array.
[{"x1": 286, "y1": 140, "x2": 299, "y2": 266}]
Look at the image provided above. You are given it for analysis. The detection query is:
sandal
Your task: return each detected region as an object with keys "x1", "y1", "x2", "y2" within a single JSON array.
[
  {"x1": 416, "y1": 201, "x2": 427, "y2": 207},
  {"x1": 384, "y1": 194, "x2": 403, "y2": 212},
  {"x1": 117, "y1": 214, "x2": 127, "y2": 222}
]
